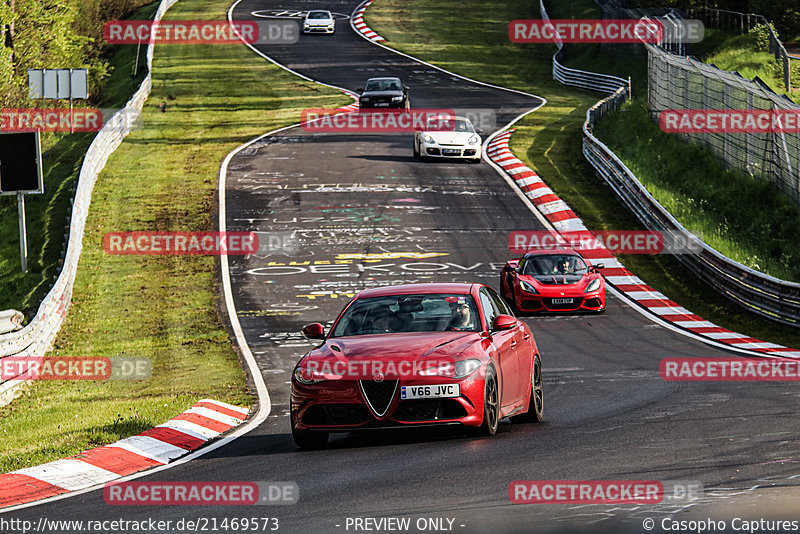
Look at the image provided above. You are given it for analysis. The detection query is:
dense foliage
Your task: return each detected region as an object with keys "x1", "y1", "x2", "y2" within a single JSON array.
[
  {"x1": 0, "y1": 0, "x2": 152, "y2": 107},
  {"x1": 625, "y1": 0, "x2": 800, "y2": 41}
]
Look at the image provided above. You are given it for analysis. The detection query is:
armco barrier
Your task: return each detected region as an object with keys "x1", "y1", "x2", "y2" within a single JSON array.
[
  {"x1": 0, "y1": 0, "x2": 180, "y2": 406},
  {"x1": 539, "y1": 0, "x2": 630, "y2": 95},
  {"x1": 535, "y1": 0, "x2": 800, "y2": 328},
  {"x1": 583, "y1": 96, "x2": 800, "y2": 327},
  {"x1": 0, "y1": 310, "x2": 23, "y2": 335}
]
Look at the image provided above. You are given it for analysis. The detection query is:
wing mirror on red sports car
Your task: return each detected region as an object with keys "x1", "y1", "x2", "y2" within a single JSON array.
[
  {"x1": 492, "y1": 315, "x2": 517, "y2": 331},
  {"x1": 590, "y1": 263, "x2": 605, "y2": 272},
  {"x1": 302, "y1": 323, "x2": 325, "y2": 340}
]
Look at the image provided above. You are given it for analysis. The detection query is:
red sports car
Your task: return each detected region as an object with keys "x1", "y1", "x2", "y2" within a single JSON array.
[
  {"x1": 290, "y1": 283, "x2": 543, "y2": 449},
  {"x1": 501, "y1": 249, "x2": 606, "y2": 313}
]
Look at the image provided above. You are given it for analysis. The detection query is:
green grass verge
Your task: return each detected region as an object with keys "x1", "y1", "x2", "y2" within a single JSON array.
[
  {"x1": 699, "y1": 30, "x2": 800, "y2": 105},
  {"x1": 595, "y1": 98, "x2": 800, "y2": 282},
  {"x1": 0, "y1": 0, "x2": 349, "y2": 472},
  {"x1": 0, "y1": 3, "x2": 156, "y2": 317},
  {"x1": 365, "y1": 0, "x2": 800, "y2": 348}
]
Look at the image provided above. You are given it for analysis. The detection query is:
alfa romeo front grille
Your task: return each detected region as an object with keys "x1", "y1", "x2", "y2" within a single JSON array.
[{"x1": 359, "y1": 380, "x2": 398, "y2": 417}]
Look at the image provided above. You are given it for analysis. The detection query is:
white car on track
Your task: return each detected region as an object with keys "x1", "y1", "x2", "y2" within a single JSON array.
[
  {"x1": 303, "y1": 10, "x2": 335, "y2": 34},
  {"x1": 413, "y1": 115, "x2": 482, "y2": 163}
]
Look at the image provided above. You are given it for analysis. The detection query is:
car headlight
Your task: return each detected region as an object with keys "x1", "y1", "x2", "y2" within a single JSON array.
[
  {"x1": 423, "y1": 134, "x2": 435, "y2": 144},
  {"x1": 391, "y1": 96, "x2": 403, "y2": 102},
  {"x1": 468, "y1": 135, "x2": 479, "y2": 145},
  {"x1": 293, "y1": 364, "x2": 324, "y2": 385},
  {"x1": 585, "y1": 278, "x2": 601, "y2": 293},
  {"x1": 520, "y1": 280, "x2": 538, "y2": 294},
  {"x1": 417, "y1": 359, "x2": 481, "y2": 379},
  {"x1": 304, "y1": 23, "x2": 310, "y2": 29}
]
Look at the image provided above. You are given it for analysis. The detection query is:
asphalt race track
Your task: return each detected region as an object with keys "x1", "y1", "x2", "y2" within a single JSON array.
[{"x1": 7, "y1": 1, "x2": 800, "y2": 533}]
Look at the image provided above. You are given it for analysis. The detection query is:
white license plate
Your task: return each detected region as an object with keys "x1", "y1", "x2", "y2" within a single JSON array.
[
  {"x1": 552, "y1": 298, "x2": 574, "y2": 304},
  {"x1": 401, "y1": 384, "x2": 460, "y2": 400},
  {"x1": 442, "y1": 149, "x2": 460, "y2": 155},
  {"x1": 375, "y1": 103, "x2": 389, "y2": 107}
]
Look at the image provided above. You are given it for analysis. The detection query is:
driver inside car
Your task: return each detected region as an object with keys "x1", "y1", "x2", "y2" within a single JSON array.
[{"x1": 446, "y1": 299, "x2": 474, "y2": 331}]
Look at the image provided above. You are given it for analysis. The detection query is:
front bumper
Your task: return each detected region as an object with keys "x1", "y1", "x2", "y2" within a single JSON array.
[
  {"x1": 303, "y1": 25, "x2": 335, "y2": 34},
  {"x1": 516, "y1": 288, "x2": 606, "y2": 312},
  {"x1": 360, "y1": 100, "x2": 406, "y2": 109},
  {"x1": 291, "y1": 377, "x2": 484, "y2": 432},
  {"x1": 420, "y1": 142, "x2": 482, "y2": 160}
]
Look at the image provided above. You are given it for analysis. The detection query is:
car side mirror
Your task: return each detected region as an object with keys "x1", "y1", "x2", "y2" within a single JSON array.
[
  {"x1": 404, "y1": 86, "x2": 410, "y2": 91},
  {"x1": 302, "y1": 323, "x2": 325, "y2": 339},
  {"x1": 355, "y1": 88, "x2": 363, "y2": 94},
  {"x1": 591, "y1": 263, "x2": 605, "y2": 272},
  {"x1": 476, "y1": 129, "x2": 485, "y2": 135},
  {"x1": 492, "y1": 315, "x2": 517, "y2": 331}
]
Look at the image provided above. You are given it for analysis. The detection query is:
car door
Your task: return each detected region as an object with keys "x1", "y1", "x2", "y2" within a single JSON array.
[
  {"x1": 479, "y1": 288, "x2": 517, "y2": 408},
  {"x1": 488, "y1": 287, "x2": 530, "y2": 403}
]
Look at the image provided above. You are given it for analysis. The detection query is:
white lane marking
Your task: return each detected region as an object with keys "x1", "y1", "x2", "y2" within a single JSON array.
[
  {"x1": 159, "y1": 419, "x2": 221, "y2": 440},
  {"x1": 649, "y1": 306, "x2": 692, "y2": 316},
  {"x1": 13, "y1": 460, "x2": 118, "y2": 491},
  {"x1": 515, "y1": 173, "x2": 541, "y2": 184},
  {"x1": 185, "y1": 406, "x2": 244, "y2": 427},
  {"x1": 625, "y1": 290, "x2": 668, "y2": 301},
  {"x1": 672, "y1": 320, "x2": 716, "y2": 328},
  {"x1": 198, "y1": 398, "x2": 249, "y2": 417}
]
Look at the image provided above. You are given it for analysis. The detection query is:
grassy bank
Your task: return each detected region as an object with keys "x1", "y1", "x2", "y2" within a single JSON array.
[
  {"x1": 365, "y1": 0, "x2": 800, "y2": 348},
  {"x1": 0, "y1": 0, "x2": 348, "y2": 472},
  {"x1": 0, "y1": 3, "x2": 155, "y2": 317},
  {"x1": 594, "y1": 98, "x2": 800, "y2": 282}
]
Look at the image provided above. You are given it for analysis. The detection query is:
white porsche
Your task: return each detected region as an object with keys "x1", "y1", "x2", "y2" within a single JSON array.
[{"x1": 413, "y1": 115, "x2": 482, "y2": 163}]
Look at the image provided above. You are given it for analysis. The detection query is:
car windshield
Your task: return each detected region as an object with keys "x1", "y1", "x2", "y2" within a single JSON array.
[
  {"x1": 364, "y1": 79, "x2": 402, "y2": 92},
  {"x1": 331, "y1": 294, "x2": 480, "y2": 336},
  {"x1": 521, "y1": 255, "x2": 588, "y2": 276},
  {"x1": 307, "y1": 11, "x2": 330, "y2": 19},
  {"x1": 425, "y1": 118, "x2": 474, "y2": 133}
]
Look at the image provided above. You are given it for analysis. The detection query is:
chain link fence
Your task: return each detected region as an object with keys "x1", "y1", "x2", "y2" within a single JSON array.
[
  {"x1": 596, "y1": 0, "x2": 686, "y2": 56},
  {"x1": 647, "y1": 43, "x2": 800, "y2": 207},
  {"x1": 688, "y1": 7, "x2": 793, "y2": 91}
]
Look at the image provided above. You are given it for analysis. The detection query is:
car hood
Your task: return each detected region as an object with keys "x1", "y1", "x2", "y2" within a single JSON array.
[
  {"x1": 307, "y1": 331, "x2": 480, "y2": 364},
  {"x1": 361, "y1": 90, "x2": 404, "y2": 98},
  {"x1": 306, "y1": 18, "x2": 333, "y2": 24},
  {"x1": 424, "y1": 131, "x2": 476, "y2": 145},
  {"x1": 523, "y1": 273, "x2": 589, "y2": 286}
]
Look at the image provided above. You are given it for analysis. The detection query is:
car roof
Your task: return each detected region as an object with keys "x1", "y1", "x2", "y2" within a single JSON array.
[
  {"x1": 307, "y1": 10, "x2": 331, "y2": 14},
  {"x1": 522, "y1": 248, "x2": 584, "y2": 257},
  {"x1": 427, "y1": 115, "x2": 471, "y2": 122},
  {"x1": 366, "y1": 77, "x2": 402, "y2": 82},
  {"x1": 356, "y1": 283, "x2": 476, "y2": 299}
]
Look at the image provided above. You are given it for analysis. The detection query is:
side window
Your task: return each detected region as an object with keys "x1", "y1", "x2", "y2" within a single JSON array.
[
  {"x1": 479, "y1": 289, "x2": 500, "y2": 330},
  {"x1": 487, "y1": 287, "x2": 514, "y2": 317}
]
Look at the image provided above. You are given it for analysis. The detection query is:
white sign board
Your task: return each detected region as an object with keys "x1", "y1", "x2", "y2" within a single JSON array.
[{"x1": 27, "y1": 69, "x2": 89, "y2": 100}]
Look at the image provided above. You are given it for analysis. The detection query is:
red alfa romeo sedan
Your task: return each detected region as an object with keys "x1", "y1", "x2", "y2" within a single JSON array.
[{"x1": 290, "y1": 283, "x2": 543, "y2": 449}]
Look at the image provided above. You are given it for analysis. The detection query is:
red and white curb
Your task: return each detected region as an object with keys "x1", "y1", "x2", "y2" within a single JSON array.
[
  {"x1": 487, "y1": 131, "x2": 800, "y2": 359},
  {"x1": 352, "y1": 0, "x2": 386, "y2": 42},
  {"x1": 0, "y1": 399, "x2": 249, "y2": 508}
]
